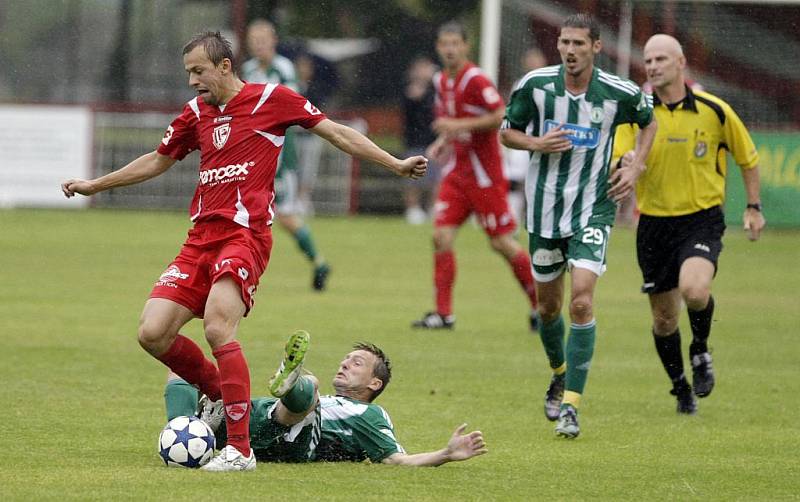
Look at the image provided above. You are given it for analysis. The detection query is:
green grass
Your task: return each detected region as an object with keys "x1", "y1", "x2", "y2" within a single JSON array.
[{"x1": 1, "y1": 209, "x2": 798, "y2": 500}]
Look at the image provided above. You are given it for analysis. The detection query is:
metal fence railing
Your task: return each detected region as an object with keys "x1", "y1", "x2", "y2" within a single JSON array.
[{"x1": 92, "y1": 112, "x2": 358, "y2": 215}]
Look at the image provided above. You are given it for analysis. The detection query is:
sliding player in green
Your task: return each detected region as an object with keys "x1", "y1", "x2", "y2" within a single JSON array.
[{"x1": 166, "y1": 331, "x2": 487, "y2": 465}]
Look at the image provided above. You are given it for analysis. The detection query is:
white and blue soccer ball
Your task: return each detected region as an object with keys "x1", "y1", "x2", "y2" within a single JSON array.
[{"x1": 158, "y1": 416, "x2": 216, "y2": 468}]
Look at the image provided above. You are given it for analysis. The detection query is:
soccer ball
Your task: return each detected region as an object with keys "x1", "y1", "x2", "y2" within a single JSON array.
[{"x1": 158, "y1": 416, "x2": 216, "y2": 468}]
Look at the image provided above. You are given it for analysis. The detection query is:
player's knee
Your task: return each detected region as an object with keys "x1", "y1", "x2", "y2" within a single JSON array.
[
  {"x1": 489, "y1": 235, "x2": 516, "y2": 257},
  {"x1": 652, "y1": 313, "x2": 679, "y2": 336},
  {"x1": 652, "y1": 307, "x2": 679, "y2": 334},
  {"x1": 569, "y1": 295, "x2": 594, "y2": 322},
  {"x1": 433, "y1": 230, "x2": 453, "y2": 251},
  {"x1": 203, "y1": 317, "x2": 236, "y2": 349},
  {"x1": 538, "y1": 298, "x2": 562, "y2": 322},
  {"x1": 306, "y1": 374, "x2": 320, "y2": 393},
  {"x1": 681, "y1": 285, "x2": 710, "y2": 311},
  {"x1": 137, "y1": 319, "x2": 172, "y2": 355}
]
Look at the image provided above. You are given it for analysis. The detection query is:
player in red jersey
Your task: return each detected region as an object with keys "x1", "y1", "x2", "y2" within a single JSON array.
[
  {"x1": 61, "y1": 31, "x2": 426, "y2": 472},
  {"x1": 412, "y1": 22, "x2": 538, "y2": 331}
]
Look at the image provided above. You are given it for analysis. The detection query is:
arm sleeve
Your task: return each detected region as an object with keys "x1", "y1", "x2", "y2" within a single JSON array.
[
  {"x1": 156, "y1": 105, "x2": 199, "y2": 161},
  {"x1": 432, "y1": 73, "x2": 446, "y2": 119},
  {"x1": 354, "y1": 406, "x2": 405, "y2": 463},
  {"x1": 502, "y1": 82, "x2": 536, "y2": 132},
  {"x1": 465, "y1": 76, "x2": 504, "y2": 113},
  {"x1": 271, "y1": 85, "x2": 328, "y2": 130},
  {"x1": 722, "y1": 104, "x2": 759, "y2": 169},
  {"x1": 629, "y1": 89, "x2": 654, "y2": 128}
]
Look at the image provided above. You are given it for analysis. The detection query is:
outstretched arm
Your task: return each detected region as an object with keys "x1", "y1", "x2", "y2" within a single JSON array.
[
  {"x1": 381, "y1": 424, "x2": 487, "y2": 467},
  {"x1": 311, "y1": 119, "x2": 427, "y2": 179},
  {"x1": 62, "y1": 151, "x2": 176, "y2": 197}
]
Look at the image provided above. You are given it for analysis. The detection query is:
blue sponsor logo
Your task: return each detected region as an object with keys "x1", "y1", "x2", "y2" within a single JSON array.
[{"x1": 544, "y1": 120, "x2": 600, "y2": 149}]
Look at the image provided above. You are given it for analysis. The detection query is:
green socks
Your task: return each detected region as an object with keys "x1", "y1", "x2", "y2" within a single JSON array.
[
  {"x1": 164, "y1": 378, "x2": 199, "y2": 421},
  {"x1": 540, "y1": 315, "x2": 566, "y2": 371},
  {"x1": 294, "y1": 226, "x2": 318, "y2": 263},
  {"x1": 281, "y1": 375, "x2": 315, "y2": 413},
  {"x1": 565, "y1": 320, "x2": 597, "y2": 394}
]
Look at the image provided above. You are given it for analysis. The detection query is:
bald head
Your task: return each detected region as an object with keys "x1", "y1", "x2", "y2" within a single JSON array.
[
  {"x1": 644, "y1": 34, "x2": 684, "y2": 59},
  {"x1": 643, "y1": 33, "x2": 686, "y2": 95}
]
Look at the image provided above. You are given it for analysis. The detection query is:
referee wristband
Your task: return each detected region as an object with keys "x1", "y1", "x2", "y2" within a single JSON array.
[{"x1": 746, "y1": 203, "x2": 762, "y2": 212}]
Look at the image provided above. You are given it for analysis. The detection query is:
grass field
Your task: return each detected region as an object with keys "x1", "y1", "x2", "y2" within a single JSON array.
[{"x1": 1, "y1": 209, "x2": 798, "y2": 501}]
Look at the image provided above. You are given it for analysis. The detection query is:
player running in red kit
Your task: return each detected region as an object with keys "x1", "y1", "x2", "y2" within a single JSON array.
[{"x1": 413, "y1": 21, "x2": 538, "y2": 331}]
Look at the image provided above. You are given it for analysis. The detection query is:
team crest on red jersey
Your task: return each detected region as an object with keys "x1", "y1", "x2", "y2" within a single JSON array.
[
  {"x1": 225, "y1": 401, "x2": 249, "y2": 422},
  {"x1": 213, "y1": 123, "x2": 231, "y2": 150}
]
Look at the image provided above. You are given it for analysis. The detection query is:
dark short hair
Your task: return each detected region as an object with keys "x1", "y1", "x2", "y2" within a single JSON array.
[
  {"x1": 353, "y1": 342, "x2": 392, "y2": 401},
  {"x1": 182, "y1": 31, "x2": 235, "y2": 66},
  {"x1": 437, "y1": 21, "x2": 468, "y2": 42},
  {"x1": 562, "y1": 13, "x2": 600, "y2": 42}
]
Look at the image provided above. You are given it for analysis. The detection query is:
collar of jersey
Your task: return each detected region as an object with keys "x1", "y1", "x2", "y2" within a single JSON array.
[
  {"x1": 555, "y1": 65, "x2": 598, "y2": 100},
  {"x1": 652, "y1": 84, "x2": 698, "y2": 112}
]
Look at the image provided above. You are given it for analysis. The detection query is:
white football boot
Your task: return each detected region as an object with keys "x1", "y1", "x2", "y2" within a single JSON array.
[{"x1": 201, "y1": 444, "x2": 256, "y2": 472}]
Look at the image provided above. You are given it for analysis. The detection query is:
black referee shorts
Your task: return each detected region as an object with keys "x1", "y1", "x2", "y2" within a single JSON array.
[{"x1": 636, "y1": 206, "x2": 726, "y2": 294}]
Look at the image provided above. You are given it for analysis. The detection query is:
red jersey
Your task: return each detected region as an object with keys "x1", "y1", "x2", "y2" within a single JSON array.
[
  {"x1": 433, "y1": 62, "x2": 505, "y2": 187},
  {"x1": 157, "y1": 83, "x2": 327, "y2": 232}
]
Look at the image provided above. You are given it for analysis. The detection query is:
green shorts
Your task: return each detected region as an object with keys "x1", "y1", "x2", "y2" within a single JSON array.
[
  {"x1": 274, "y1": 168, "x2": 301, "y2": 215},
  {"x1": 529, "y1": 225, "x2": 611, "y2": 282}
]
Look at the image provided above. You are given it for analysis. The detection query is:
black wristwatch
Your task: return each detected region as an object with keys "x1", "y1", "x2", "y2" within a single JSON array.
[{"x1": 746, "y1": 203, "x2": 762, "y2": 212}]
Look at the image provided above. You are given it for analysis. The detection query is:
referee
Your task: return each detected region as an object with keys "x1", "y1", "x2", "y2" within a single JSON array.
[{"x1": 614, "y1": 34, "x2": 765, "y2": 414}]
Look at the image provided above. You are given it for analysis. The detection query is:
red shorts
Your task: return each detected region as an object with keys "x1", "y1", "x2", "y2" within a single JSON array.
[
  {"x1": 149, "y1": 219, "x2": 273, "y2": 317},
  {"x1": 434, "y1": 174, "x2": 516, "y2": 237}
]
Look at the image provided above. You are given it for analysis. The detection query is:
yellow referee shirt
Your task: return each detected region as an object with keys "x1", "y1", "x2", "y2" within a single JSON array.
[{"x1": 613, "y1": 86, "x2": 759, "y2": 216}]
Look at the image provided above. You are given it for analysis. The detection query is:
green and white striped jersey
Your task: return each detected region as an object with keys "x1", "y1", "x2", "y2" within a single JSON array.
[
  {"x1": 241, "y1": 54, "x2": 299, "y2": 91},
  {"x1": 315, "y1": 395, "x2": 405, "y2": 463},
  {"x1": 503, "y1": 65, "x2": 653, "y2": 238}
]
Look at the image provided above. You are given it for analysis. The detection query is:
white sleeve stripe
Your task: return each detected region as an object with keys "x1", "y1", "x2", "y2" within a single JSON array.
[
  {"x1": 599, "y1": 74, "x2": 638, "y2": 94},
  {"x1": 513, "y1": 66, "x2": 559, "y2": 91},
  {"x1": 457, "y1": 67, "x2": 484, "y2": 92},
  {"x1": 598, "y1": 70, "x2": 639, "y2": 94},
  {"x1": 462, "y1": 103, "x2": 488, "y2": 116},
  {"x1": 598, "y1": 69, "x2": 631, "y2": 85},
  {"x1": 598, "y1": 69, "x2": 638, "y2": 90},
  {"x1": 252, "y1": 83, "x2": 278, "y2": 114},
  {"x1": 188, "y1": 98, "x2": 200, "y2": 120},
  {"x1": 598, "y1": 75, "x2": 637, "y2": 96},
  {"x1": 432, "y1": 71, "x2": 441, "y2": 92},
  {"x1": 254, "y1": 129, "x2": 285, "y2": 147}
]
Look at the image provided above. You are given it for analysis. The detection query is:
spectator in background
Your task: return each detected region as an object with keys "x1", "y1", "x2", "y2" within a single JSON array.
[
  {"x1": 402, "y1": 56, "x2": 439, "y2": 225},
  {"x1": 242, "y1": 19, "x2": 331, "y2": 291},
  {"x1": 504, "y1": 48, "x2": 549, "y2": 228}
]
